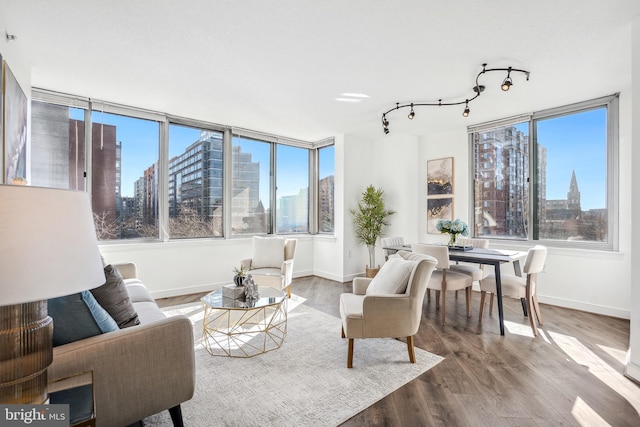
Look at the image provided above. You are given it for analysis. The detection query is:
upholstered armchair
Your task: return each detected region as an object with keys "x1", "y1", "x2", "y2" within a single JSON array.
[
  {"x1": 241, "y1": 236, "x2": 297, "y2": 297},
  {"x1": 339, "y1": 251, "x2": 437, "y2": 368}
]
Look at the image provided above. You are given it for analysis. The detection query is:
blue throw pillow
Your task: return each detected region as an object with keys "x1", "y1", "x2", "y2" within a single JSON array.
[{"x1": 48, "y1": 291, "x2": 118, "y2": 346}]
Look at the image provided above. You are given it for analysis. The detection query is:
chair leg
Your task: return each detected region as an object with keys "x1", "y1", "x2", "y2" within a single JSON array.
[
  {"x1": 169, "y1": 405, "x2": 184, "y2": 427},
  {"x1": 347, "y1": 338, "x2": 354, "y2": 368},
  {"x1": 526, "y1": 297, "x2": 538, "y2": 336},
  {"x1": 465, "y1": 287, "x2": 472, "y2": 317},
  {"x1": 532, "y1": 295, "x2": 544, "y2": 325},
  {"x1": 435, "y1": 290, "x2": 440, "y2": 309},
  {"x1": 489, "y1": 293, "x2": 494, "y2": 315},
  {"x1": 440, "y1": 291, "x2": 446, "y2": 326},
  {"x1": 520, "y1": 297, "x2": 529, "y2": 317},
  {"x1": 286, "y1": 285, "x2": 291, "y2": 298},
  {"x1": 407, "y1": 335, "x2": 416, "y2": 363},
  {"x1": 479, "y1": 291, "x2": 486, "y2": 323},
  {"x1": 341, "y1": 326, "x2": 345, "y2": 338},
  {"x1": 455, "y1": 290, "x2": 459, "y2": 298},
  {"x1": 427, "y1": 289, "x2": 431, "y2": 301}
]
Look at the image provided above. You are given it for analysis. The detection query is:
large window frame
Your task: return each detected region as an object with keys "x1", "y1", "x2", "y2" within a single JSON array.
[
  {"x1": 31, "y1": 89, "x2": 335, "y2": 241},
  {"x1": 469, "y1": 94, "x2": 619, "y2": 251}
]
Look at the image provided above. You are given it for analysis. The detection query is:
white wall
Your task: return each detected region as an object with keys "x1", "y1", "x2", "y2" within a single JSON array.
[{"x1": 626, "y1": 15, "x2": 640, "y2": 383}]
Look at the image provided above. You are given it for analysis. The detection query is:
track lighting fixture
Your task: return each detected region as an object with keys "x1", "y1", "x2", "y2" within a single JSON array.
[
  {"x1": 462, "y1": 100, "x2": 470, "y2": 117},
  {"x1": 408, "y1": 103, "x2": 415, "y2": 119},
  {"x1": 501, "y1": 67, "x2": 513, "y2": 91},
  {"x1": 380, "y1": 63, "x2": 530, "y2": 134}
]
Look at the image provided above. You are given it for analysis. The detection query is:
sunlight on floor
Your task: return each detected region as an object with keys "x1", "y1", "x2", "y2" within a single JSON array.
[
  {"x1": 504, "y1": 320, "x2": 536, "y2": 338},
  {"x1": 571, "y1": 396, "x2": 610, "y2": 427},
  {"x1": 548, "y1": 330, "x2": 640, "y2": 418},
  {"x1": 598, "y1": 344, "x2": 628, "y2": 365}
]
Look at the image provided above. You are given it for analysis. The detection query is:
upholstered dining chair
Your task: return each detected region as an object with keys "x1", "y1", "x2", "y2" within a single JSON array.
[
  {"x1": 411, "y1": 243, "x2": 473, "y2": 326},
  {"x1": 449, "y1": 237, "x2": 490, "y2": 283},
  {"x1": 241, "y1": 236, "x2": 297, "y2": 297},
  {"x1": 339, "y1": 251, "x2": 437, "y2": 368},
  {"x1": 380, "y1": 236, "x2": 405, "y2": 261},
  {"x1": 479, "y1": 245, "x2": 548, "y2": 336}
]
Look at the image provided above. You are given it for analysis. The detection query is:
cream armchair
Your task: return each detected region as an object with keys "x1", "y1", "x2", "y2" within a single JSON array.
[
  {"x1": 241, "y1": 236, "x2": 297, "y2": 297},
  {"x1": 339, "y1": 251, "x2": 437, "y2": 368}
]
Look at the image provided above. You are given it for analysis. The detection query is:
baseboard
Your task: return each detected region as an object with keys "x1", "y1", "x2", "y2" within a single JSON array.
[
  {"x1": 624, "y1": 359, "x2": 640, "y2": 384},
  {"x1": 537, "y1": 295, "x2": 630, "y2": 319}
]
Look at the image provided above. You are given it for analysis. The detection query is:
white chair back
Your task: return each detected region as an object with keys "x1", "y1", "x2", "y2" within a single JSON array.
[
  {"x1": 524, "y1": 245, "x2": 547, "y2": 274},
  {"x1": 456, "y1": 237, "x2": 489, "y2": 249},
  {"x1": 381, "y1": 236, "x2": 404, "y2": 260},
  {"x1": 411, "y1": 244, "x2": 450, "y2": 269}
]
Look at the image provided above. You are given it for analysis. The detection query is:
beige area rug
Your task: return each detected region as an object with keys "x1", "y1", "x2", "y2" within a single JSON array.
[{"x1": 145, "y1": 295, "x2": 443, "y2": 426}]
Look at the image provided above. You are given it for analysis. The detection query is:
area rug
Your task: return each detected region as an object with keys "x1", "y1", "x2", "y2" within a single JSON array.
[{"x1": 145, "y1": 295, "x2": 443, "y2": 426}]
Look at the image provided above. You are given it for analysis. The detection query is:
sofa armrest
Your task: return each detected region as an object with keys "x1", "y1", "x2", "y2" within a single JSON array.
[
  {"x1": 49, "y1": 315, "x2": 195, "y2": 427},
  {"x1": 353, "y1": 277, "x2": 372, "y2": 295},
  {"x1": 113, "y1": 262, "x2": 138, "y2": 280},
  {"x1": 281, "y1": 259, "x2": 294, "y2": 287}
]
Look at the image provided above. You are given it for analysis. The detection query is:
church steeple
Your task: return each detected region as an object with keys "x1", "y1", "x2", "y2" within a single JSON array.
[{"x1": 567, "y1": 169, "x2": 581, "y2": 212}]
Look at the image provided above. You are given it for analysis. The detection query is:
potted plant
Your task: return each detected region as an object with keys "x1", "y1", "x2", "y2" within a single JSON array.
[
  {"x1": 350, "y1": 185, "x2": 396, "y2": 277},
  {"x1": 233, "y1": 265, "x2": 247, "y2": 286}
]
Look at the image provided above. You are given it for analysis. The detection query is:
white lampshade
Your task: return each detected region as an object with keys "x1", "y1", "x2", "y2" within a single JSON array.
[{"x1": 0, "y1": 185, "x2": 105, "y2": 304}]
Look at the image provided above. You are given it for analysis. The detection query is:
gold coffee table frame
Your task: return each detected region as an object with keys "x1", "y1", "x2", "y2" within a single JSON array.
[{"x1": 201, "y1": 286, "x2": 287, "y2": 357}]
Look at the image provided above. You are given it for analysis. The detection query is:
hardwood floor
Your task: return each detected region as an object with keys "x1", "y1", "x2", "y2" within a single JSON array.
[{"x1": 157, "y1": 276, "x2": 639, "y2": 427}]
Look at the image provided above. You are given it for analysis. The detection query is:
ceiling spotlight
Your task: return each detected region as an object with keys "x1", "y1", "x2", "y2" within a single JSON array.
[
  {"x1": 408, "y1": 103, "x2": 415, "y2": 120},
  {"x1": 462, "y1": 100, "x2": 470, "y2": 117},
  {"x1": 383, "y1": 126, "x2": 390, "y2": 134},
  {"x1": 501, "y1": 67, "x2": 513, "y2": 91},
  {"x1": 382, "y1": 115, "x2": 389, "y2": 127}
]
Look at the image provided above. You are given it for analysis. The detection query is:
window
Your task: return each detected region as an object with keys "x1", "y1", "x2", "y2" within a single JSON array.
[
  {"x1": 276, "y1": 145, "x2": 309, "y2": 233},
  {"x1": 318, "y1": 145, "x2": 335, "y2": 233},
  {"x1": 231, "y1": 136, "x2": 271, "y2": 235},
  {"x1": 168, "y1": 124, "x2": 224, "y2": 238},
  {"x1": 90, "y1": 110, "x2": 160, "y2": 240},
  {"x1": 471, "y1": 95, "x2": 618, "y2": 250}
]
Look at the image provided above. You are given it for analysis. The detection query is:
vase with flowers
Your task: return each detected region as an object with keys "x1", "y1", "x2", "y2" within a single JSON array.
[
  {"x1": 233, "y1": 265, "x2": 247, "y2": 287},
  {"x1": 436, "y1": 218, "x2": 470, "y2": 247}
]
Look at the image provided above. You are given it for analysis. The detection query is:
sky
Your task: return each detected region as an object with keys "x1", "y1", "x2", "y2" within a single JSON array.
[{"x1": 71, "y1": 109, "x2": 334, "y2": 200}]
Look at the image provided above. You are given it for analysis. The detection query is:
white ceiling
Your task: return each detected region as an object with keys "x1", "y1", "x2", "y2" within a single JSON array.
[{"x1": 2, "y1": 0, "x2": 640, "y2": 141}]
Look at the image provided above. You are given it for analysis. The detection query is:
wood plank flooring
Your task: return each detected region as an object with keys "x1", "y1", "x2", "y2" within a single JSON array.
[{"x1": 157, "y1": 276, "x2": 639, "y2": 427}]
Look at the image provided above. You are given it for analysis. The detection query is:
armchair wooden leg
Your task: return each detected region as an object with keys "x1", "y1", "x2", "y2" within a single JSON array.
[
  {"x1": 341, "y1": 326, "x2": 345, "y2": 338},
  {"x1": 479, "y1": 291, "x2": 486, "y2": 323},
  {"x1": 169, "y1": 405, "x2": 184, "y2": 427},
  {"x1": 286, "y1": 286, "x2": 291, "y2": 298},
  {"x1": 347, "y1": 338, "x2": 354, "y2": 368},
  {"x1": 407, "y1": 335, "x2": 416, "y2": 363}
]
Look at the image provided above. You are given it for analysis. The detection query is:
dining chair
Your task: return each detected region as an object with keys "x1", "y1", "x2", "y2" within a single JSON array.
[
  {"x1": 478, "y1": 245, "x2": 547, "y2": 336},
  {"x1": 411, "y1": 243, "x2": 473, "y2": 326},
  {"x1": 450, "y1": 237, "x2": 489, "y2": 300},
  {"x1": 380, "y1": 236, "x2": 405, "y2": 261}
]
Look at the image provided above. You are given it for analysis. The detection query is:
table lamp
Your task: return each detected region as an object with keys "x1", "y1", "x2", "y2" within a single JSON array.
[{"x1": 0, "y1": 185, "x2": 105, "y2": 404}]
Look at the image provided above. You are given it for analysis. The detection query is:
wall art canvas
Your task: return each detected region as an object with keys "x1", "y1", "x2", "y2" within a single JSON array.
[
  {"x1": 3, "y1": 61, "x2": 28, "y2": 185},
  {"x1": 0, "y1": 55, "x2": 3, "y2": 183},
  {"x1": 427, "y1": 197, "x2": 453, "y2": 233},
  {"x1": 427, "y1": 157, "x2": 453, "y2": 196}
]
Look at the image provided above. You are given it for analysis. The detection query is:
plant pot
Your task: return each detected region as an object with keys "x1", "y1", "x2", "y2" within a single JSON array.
[
  {"x1": 365, "y1": 265, "x2": 380, "y2": 278},
  {"x1": 233, "y1": 275, "x2": 245, "y2": 287}
]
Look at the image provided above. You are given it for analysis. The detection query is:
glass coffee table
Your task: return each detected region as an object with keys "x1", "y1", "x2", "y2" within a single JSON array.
[{"x1": 201, "y1": 286, "x2": 287, "y2": 357}]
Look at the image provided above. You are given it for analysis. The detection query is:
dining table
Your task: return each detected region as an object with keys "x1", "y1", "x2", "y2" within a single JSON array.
[{"x1": 382, "y1": 244, "x2": 527, "y2": 336}]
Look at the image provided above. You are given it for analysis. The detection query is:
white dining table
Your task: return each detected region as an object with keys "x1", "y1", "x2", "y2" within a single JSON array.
[{"x1": 383, "y1": 244, "x2": 527, "y2": 336}]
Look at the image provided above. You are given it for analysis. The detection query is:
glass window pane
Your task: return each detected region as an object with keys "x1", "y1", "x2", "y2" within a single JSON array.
[
  {"x1": 31, "y1": 101, "x2": 86, "y2": 190},
  {"x1": 473, "y1": 123, "x2": 529, "y2": 239},
  {"x1": 168, "y1": 125, "x2": 224, "y2": 239},
  {"x1": 90, "y1": 111, "x2": 159, "y2": 240},
  {"x1": 535, "y1": 108, "x2": 607, "y2": 242},
  {"x1": 276, "y1": 145, "x2": 309, "y2": 233},
  {"x1": 232, "y1": 136, "x2": 271, "y2": 234},
  {"x1": 318, "y1": 146, "x2": 334, "y2": 233}
]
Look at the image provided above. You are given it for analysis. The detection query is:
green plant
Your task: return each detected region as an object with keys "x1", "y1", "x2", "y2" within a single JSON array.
[
  {"x1": 233, "y1": 265, "x2": 247, "y2": 277},
  {"x1": 350, "y1": 185, "x2": 396, "y2": 268}
]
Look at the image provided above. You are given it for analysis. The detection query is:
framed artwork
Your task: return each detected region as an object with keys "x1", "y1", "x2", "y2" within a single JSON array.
[
  {"x1": 426, "y1": 157, "x2": 454, "y2": 234},
  {"x1": 427, "y1": 197, "x2": 453, "y2": 233},
  {"x1": 427, "y1": 157, "x2": 453, "y2": 196},
  {"x1": 2, "y1": 60, "x2": 28, "y2": 185}
]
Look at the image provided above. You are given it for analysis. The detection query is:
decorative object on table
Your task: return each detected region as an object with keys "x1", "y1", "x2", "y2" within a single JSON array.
[
  {"x1": 436, "y1": 218, "x2": 470, "y2": 247},
  {"x1": 233, "y1": 265, "x2": 247, "y2": 287},
  {"x1": 244, "y1": 274, "x2": 259, "y2": 302},
  {"x1": 0, "y1": 186, "x2": 105, "y2": 404},
  {"x1": 427, "y1": 157, "x2": 454, "y2": 234},
  {"x1": 350, "y1": 185, "x2": 396, "y2": 278},
  {"x1": 222, "y1": 284, "x2": 246, "y2": 300}
]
